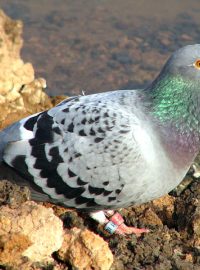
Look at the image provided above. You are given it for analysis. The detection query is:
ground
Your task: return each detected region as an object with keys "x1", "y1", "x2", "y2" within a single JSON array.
[{"x1": 0, "y1": 8, "x2": 199, "y2": 270}]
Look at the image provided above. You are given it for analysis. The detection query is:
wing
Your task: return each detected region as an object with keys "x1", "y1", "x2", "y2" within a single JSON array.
[{"x1": 3, "y1": 92, "x2": 142, "y2": 210}]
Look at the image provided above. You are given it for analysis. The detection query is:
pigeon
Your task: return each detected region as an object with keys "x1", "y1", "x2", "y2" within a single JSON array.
[{"x1": 1, "y1": 44, "x2": 200, "y2": 234}]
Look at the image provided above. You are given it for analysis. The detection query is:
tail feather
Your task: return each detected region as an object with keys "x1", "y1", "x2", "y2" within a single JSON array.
[
  {"x1": 0, "y1": 122, "x2": 22, "y2": 161},
  {"x1": 0, "y1": 115, "x2": 35, "y2": 162},
  {"x1": 0, "y1": 120, "x2": 50, "y2": 204}
]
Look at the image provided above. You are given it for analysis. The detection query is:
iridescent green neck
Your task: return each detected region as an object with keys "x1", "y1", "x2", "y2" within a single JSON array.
[
  {"x1": 145, "y1": 74, "x2": 200, "y2": 166},
  {"x1": 147, "y1": 74, "x2": 200, "y2": 134}
]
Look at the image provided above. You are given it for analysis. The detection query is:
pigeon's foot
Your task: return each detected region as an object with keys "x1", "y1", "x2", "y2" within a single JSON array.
[
  {"x1": 90, "y1": 210, "x2": 149, "y2": 236},
  {"x1": 111, "y1": 222, "x2": 150, "y2": 235}
]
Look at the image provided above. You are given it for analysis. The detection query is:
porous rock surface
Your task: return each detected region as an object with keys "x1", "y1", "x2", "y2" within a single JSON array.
[
  {"x1": 0, "y1": 9, "x2": 51, "y2": 128},
  {"x1": 58, "y1": 227, "x2": 114, "y2": 270},
  {"x1": 0, "y1": 201, "x2": 64, "y2": 264}
]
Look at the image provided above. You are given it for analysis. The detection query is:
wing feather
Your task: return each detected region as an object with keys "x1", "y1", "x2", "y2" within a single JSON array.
[{"x1": 3, "y1": 92, "x2": 143, "y2": 210}]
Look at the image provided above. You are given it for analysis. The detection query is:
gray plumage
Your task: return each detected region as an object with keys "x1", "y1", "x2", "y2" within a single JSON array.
[{"x1": 1, "y1": 44, "x2": 200, "y2": 212}]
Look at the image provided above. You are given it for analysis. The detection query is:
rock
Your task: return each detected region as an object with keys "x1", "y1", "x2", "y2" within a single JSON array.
[
  {"x1": 20, "y1": 78, "x2": 47, "y2": 105},
  {"x1": 151, "y1": 195, "x2": 175, "y2": 227},
  {"x1": 57, "y1": 227, "x2": 113, "y2": 270},
  {"x1": 181, "y1": 34, "x2": 193, "y2": 41},
  {"x1": 0, "y1": 233, "x2": 31, "y2": 267},
  {"x1": 121, "y1": 195, "x2": 174, "y2": 229},
  {"x1": 171, "y1": 176, "x2": 193, "y2": 196},
  {"x1": 192, "y1": 153, "x2": 200, "y2": 177},
  {"x1": 0, "y1": 179, "x2": 30, "y2": 207},
  {"x1": 0, "y1": 9, "x2": 52, "y2": 129},
  {"x1": 175, "y1": 180, "x2": 200, "y2": 251},
  {"x1": 142, "y1": 208, "x2": 163, "y2": 227},
  {"x1": 191, "y1": 201, "x2": 200, "y2": 250},
  {"x1": 158, "y1": 32, "x2": 171, "y2": 46},
  {"x1": 0, "y1": 201, "x2": 64, "y2": 266}
]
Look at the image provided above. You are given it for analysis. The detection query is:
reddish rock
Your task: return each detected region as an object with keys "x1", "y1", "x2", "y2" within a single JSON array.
[
  {"x1": 58, "y1": 227, "x2": 113, "y2": 270},
  {"x1": 0, "y1": 201, "x2": 64, "y2": 265}
]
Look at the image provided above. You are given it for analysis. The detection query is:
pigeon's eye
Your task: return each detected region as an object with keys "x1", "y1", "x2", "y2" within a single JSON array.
[{"x1": 194, "y1": 59, "x2": 200, "y2": 69}]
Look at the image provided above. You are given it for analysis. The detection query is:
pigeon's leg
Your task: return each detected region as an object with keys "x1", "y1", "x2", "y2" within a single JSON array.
[{"x1": 90, "y1": 210, "x2": 149, "y2": 235}]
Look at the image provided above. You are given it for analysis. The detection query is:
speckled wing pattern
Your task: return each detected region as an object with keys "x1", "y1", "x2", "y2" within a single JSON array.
[{"x1": 3, "y1": 91, "x2": 142, "y2": 211}]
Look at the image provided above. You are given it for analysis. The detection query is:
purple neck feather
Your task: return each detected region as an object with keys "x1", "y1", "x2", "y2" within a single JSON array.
[{"x1": 158, "y1": 123, "x2": 200, "y2": 169}]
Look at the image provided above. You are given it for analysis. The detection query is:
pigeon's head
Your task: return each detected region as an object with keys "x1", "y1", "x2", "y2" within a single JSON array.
[{"x1": 163, "y1": 44, "x2": 200, "y2": 80}]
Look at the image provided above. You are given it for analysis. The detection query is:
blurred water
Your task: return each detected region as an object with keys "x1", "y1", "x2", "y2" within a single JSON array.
[{"x1": 1, "y1": 0, "x2": 200, "y2": 96}]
